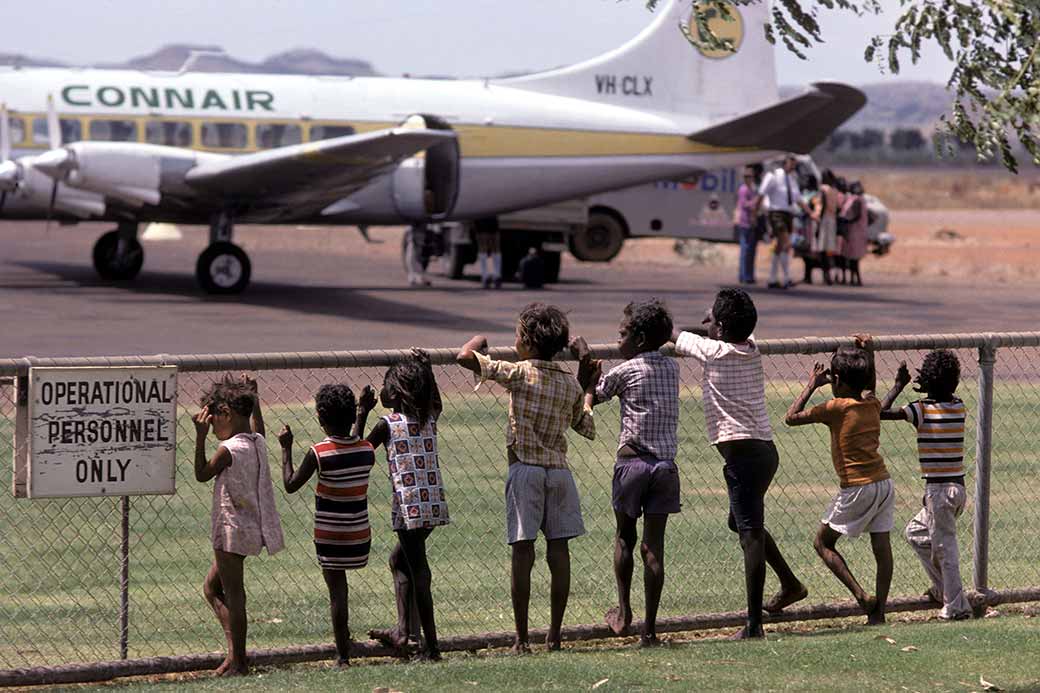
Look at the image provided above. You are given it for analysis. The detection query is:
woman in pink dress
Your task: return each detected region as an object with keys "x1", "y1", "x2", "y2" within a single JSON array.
[{"x1": 840, "y1": 181, "x2": 870, "y2": 286}]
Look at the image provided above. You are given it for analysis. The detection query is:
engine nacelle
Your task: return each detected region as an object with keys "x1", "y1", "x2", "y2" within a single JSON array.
[
  {"x1": 390, "y1": 115, "x2": 460, "y2": 222},
  {"x1": 62, "y1": 142, "x2": 199, "y2": 207}
]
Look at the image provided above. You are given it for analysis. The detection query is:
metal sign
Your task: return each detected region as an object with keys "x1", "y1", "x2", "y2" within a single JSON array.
[{"x1": 21, "y1": 366, "x2": 178, "y2": 498}]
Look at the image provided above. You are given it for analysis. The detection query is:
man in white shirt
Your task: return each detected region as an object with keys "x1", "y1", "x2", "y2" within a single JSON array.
[{"x1": 755, "y1": 155, "x2": 811, "y2": 289}]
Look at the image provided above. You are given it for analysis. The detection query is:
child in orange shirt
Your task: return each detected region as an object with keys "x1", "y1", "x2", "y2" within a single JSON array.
[{"x1": 785, "y1": 335, "x2": 894, "y2": 625}]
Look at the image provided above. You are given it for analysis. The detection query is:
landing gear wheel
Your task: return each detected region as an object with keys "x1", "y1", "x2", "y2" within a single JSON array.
[
  {"x1": 92, "y1": 230, "x2": 144, "y2": 281},
  {"x1": 196, "y1": 242, "x2": 251, "y2": 294},
  {"x1": 569, "y1": 211, "x2": 625, "y2": 262}
]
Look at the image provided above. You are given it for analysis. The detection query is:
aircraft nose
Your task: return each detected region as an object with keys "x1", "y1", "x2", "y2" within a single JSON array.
[
  {"x1": 34, "y1": 148, "x2": 73, "y2": 178},
  {"x1": 0, "y1": 160, "x2": 19, "y2": 191}
]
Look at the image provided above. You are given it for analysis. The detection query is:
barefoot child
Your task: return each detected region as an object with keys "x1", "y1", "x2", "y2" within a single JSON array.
[
  {"x1": 278, "y1": 384, "x2": 375, "y2": 667},
  {"x1": 673, "y1": 289, "x2": 806, "y2": 639},
  {"x1": 880, "y1": 350, "x2": 972, "y2": 620},
  {"x1": 193, "y1": 375, "x2": 284, "y2": 676},
  {"x1": 572, "y1": 298, "x2": 680, "y2": 647},
  {"x1": 355, "y1": 348, "x2": 450, "y2": 661},
  {"x1": 457, "y1": 303, "x2": 597, "y2": 653},
  {"x1": 785, "y1": 336, "x2": 894, "y2": 625}
]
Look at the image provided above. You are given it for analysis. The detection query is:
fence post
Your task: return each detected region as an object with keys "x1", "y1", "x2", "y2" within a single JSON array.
[
  {"x1": 119, "y1": 496, "x2": 130, "y2": 659},
  {"x1": 972, "y1": 342, "x2": 996, "y2": 593}
]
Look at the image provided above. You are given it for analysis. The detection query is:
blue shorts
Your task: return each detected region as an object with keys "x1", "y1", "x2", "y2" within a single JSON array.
[{"x1": 612, "y1": 455, "x2": 681, "y2": 519}]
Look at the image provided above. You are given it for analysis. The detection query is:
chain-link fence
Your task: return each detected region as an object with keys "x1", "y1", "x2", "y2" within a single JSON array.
[{"x1": 1, "y1": 333, "x2": 1038, "y2": 682}]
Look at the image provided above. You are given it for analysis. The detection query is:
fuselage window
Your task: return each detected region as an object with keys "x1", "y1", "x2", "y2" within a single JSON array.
[
  {"x1": 145, "y1": 121, "x2": 193, "y2": 147},
  {"x1": 7, "y1": 116, "x2": 26, "y2": 145},
  {"x1": 32, "y1": 117, "x2": 83, "y2": 145},
  {"x1": 201, "y1": 122, "x2": 248, "y2": 149},
  {"x1": 89, "y1": 119, "x2": 139, "y2": 142},
  {"x1": 256, "y1": 123, "x2": 302, "y2": 149},
  {"x1": 309, "y1": 124, "x2": 356, "y2": 141}
]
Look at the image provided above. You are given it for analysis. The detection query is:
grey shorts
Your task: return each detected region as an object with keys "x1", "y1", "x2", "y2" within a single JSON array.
[
  {"x1": 822, "y1": 478, "x2": 896, "y2": 538},
  {"x1": 612, "y1": 455, "x2": 681, "y2": 519},
  {"x1": 505, "y1": 463, "x2": 585, "y2": 544}
]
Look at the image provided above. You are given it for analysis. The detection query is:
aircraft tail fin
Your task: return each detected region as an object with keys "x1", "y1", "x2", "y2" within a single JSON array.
[
  {"x1": 688, "y1": 82, "x2": 866, "y2": 154},
  {"x1": 498, "y1": 0, "x2": 778, "y2": 123}
]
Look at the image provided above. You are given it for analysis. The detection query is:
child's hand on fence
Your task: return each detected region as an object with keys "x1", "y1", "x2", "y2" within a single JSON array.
[
  {"x1": 853, "y1": 333, "x2": 874, "y2": 350},
  {"x1": 568, "y1": 336, "x2": 592, "y2": 362},
  {"x1": 193, "y1": 407, "x2": 212, "y2": 438},
  {"x1": 358, "y1": 385, "x2": 378, "y2": 412},
  {"x1": 411, "y1": 347, "x2": 432, "y2": 369},
  {"x1": 809, "y1": 363, "x2": 831, "y2": 389},
  {"x1": 277, "y1": 425, "x2": 293, "y2": 450},
  {"x1": 895, "y1": 362, "x2": 911, "y2": 388},
  {"x1": 241, "y1": 373, "x2": 259, "y2": 393},
  {"x1": 579, "y1": 359, "x2": 603, "y2": 393}
]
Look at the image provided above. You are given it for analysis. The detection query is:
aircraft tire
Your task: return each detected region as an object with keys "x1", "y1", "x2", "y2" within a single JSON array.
[
  {"x1": 569, "y1": 211, "x2": 625, "y2": 262},
  {"x1": 196, "y1": 242, "x2": 251, "y2": 294},
  {"x1": 93, "y1": 230, "x2": 144, "y2": 281}
]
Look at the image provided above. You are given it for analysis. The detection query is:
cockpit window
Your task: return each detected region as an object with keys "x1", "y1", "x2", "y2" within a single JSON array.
[
  {"x1": 256, "y1": 123, "x2": 302, "y2": 149},
  {"x1": 309, "y1": 124, "x2": 356, "y2": 141},
  {"x1": 145, "y1": 121, "x2": 193, "y2": 147},
  {"x1": 89, "y1": 119, "x2": 139, "y2": 142},
  {"x1": 201, "y1": 122, "x2": 248, "y2": 149},
  {"x1": 33, "y1": 117, "x2": 83, "y2": 145}
]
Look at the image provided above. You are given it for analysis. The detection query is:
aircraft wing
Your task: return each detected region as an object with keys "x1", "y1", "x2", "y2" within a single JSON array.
[
  {"x1": 688, "y1": 82, "x2": 866, "y2": 154},
  {"x1": 184, "y1": 127, "x2": 456, "y2": 200}
]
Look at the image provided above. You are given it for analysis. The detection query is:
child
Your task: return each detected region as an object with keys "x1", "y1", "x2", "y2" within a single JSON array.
[
  {"x1": 277, "y1": 383, "x2": 375, "y2": 667},
  {"x1": 785, "y1": 336, "x2": 893, "y2": 625},
  {"x1": 673, "y1": 289, "x2": 806, "y2": 639},
  {"x1": 572, "y1": 298, "x2": 680, "y2": 647},
  {"x1": 456, "y1": 303, "x2": 597, "y2": 654},
  {"x1": 880, "y1": 350, "x2": 972, "y2": 620},
  {"x1": 355, "y1": 348, "x2": 450, "y2": 661},
  {"x1": 193, "y1": 375, "x2": 284, "y2": 676}
]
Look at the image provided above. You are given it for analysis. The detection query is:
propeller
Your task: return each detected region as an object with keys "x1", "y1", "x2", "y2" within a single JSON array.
[
  {"x1": 0, "y1": 102, "x2": 11, "y2": 213},
  {"x1": 46, "y1": 93, "x2": 61, "y2": 150},
  {"x1": 38, "y1": 94, "x2": 67, "y2": 229}
]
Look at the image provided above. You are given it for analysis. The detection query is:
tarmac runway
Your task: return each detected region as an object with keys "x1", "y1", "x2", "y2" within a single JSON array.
[{"x1": 0, "y1": 221, "x2": 1036, "y2": 358}]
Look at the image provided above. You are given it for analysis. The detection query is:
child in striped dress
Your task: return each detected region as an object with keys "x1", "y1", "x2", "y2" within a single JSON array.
[
  {"x1": 278, "y1": 384, "x2": 376, "y2": 667},
  {"x1": 356, "y1": 348, "x2": 449, "y2": 661},
  {"x1": 193, "y1": 375, "x2": 284, "y2": 677},
  {"x1": 881, "y1": 350, "x2": 973, "y2": 620}
]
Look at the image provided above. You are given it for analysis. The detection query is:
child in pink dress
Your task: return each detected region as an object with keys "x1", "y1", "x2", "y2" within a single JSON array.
[{"x1": 193, "y1": 375, "x2": 284, "y2": 677}]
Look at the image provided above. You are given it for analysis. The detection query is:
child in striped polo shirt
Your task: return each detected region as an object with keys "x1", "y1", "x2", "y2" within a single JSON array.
[{"x1": 880, "y1": 349, "x2": 972, "y2": 620}]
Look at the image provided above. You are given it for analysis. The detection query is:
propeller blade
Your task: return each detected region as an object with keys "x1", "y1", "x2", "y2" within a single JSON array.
[
  {"x1": 45, "y1": 178, "x2": 58, "y2": 233},
  {"x1": 0, "y1": 191, "x2": 7, "y2": 216},
  {"x1": 46, "y1": 94, "x2": 61, "y2": 150},
  {"x1": 0, "y1": 102, "x2": 10, "y2": 162}
]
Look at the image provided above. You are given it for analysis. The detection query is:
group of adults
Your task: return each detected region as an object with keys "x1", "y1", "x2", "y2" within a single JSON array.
[{"x1": 735, "y1": 155, "x2": 872, "y2": 289}]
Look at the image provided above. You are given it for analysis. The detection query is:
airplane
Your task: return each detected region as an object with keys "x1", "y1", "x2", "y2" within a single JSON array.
[{"x1": 0, "y1": 0, "x2": 865, "y2": 294}]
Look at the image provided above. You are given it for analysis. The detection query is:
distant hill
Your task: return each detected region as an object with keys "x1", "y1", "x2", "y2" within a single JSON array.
[
  {"x1": 0, "y1": 44, "x2": 379, "y2": 76},
  {"x1": 781, "y1": 81, "x2": 952, "y2": 132}
]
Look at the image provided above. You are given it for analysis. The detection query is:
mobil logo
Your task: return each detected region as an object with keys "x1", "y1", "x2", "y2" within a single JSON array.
[{"x1": 656, "y1": 169, "x2": 738, "y2": 193}]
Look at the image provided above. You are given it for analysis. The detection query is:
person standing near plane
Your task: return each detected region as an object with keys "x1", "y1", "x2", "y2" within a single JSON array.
[
  {"x1": 475, "y1": 217, "x2": 504, "y2": 289},
  {"x1": 755, "y1": 155, "x2": 811, "y2": 289},
  {"x1": 735, "y1": 167, "x2": 759, "y2": 285}
]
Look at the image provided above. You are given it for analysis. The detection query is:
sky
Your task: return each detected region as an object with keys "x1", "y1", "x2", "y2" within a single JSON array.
[{"x1": 3, "y1": 0, "x2": 954, "y2": 86}]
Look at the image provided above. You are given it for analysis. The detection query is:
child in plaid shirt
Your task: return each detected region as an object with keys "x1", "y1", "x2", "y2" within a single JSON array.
[
  {"x1": 457, "y1": 303, "x2": 597, "y2": 654},
  {"x1": 571, "y1": 298, "x2": 680, "y2": 647},
  {"x1": 673, "y1": 288, "x2": 806, "y2": 639}
]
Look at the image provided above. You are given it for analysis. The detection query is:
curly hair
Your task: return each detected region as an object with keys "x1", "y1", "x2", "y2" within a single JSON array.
[
  {"x1": 623, "y1": 298, "x2": 673, "y2": 351},
  {"x1": 712, "y1": 288, "x2": 757, "y2": 342},
  {"x1": 383, "y1": 355, "x2": 437, "y2": 427},
  {"x1": 831, "y1": 347, "x2": 871, "y2": 393},
  {"x1": 918, "y1": 349, "x2": 960, "y2": 397},
  {"x1": 200, "y1": 376, "x2": 255, "y2": 417},
  {"x1": 314, "y1": 384, "x2": 357, "y2": 430},
  {"x1": 517, "y1": 302, "x2": 570, "y2": 359}
]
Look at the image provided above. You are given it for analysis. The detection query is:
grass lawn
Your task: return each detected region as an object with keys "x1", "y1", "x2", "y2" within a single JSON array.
[
  {"x1": 2, "y1": 352, "x2": 1039, "y2": 671},
  {"x1": 47, "y1": 611, "x2": 1040, "y2": 692}
]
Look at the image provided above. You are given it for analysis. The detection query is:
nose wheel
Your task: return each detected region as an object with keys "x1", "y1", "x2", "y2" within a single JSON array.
[
  {"x1": 196, "y1": 242, "x2": 251, "y2": 294},
  {"x1": 92, "y1": 229, "x2": 144, "y2": 281}
]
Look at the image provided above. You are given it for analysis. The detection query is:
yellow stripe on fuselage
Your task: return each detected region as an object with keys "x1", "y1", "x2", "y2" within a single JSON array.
[{"x1": 9, "y1": 111, "x2": 752, "y2": 158}]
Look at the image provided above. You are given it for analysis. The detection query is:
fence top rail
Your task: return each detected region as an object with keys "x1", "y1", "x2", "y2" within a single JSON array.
[{"x1": 1, "y1": 332, "x2": 1038, "y2": 376}]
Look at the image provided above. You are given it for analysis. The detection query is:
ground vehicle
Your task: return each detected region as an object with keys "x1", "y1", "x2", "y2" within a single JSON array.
[{"x1": 419, "y1": 155, "x2": 893, "y2": 285}]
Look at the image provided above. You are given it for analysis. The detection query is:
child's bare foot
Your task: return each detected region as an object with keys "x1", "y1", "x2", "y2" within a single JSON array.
[
  {"x1": 856, "y1": 594, "x2": 877, "y2": 617},
  {"x1": 216, "y1": 661, "x2": 248, "y2": 677},
  {"x1": 639, "y1": 634, "x2": 663, "y2": 648},
  {"x1": 213, "y1": 658, "x2": 232, "y2": 676},
  {"x1": 728, "y1": 625, "x2": 765, "y2": 640},
  {"x1": 510, "y1": 640, "x2": 532, "y2": 656},
  {"x1": 410, "y1": 650, "x2": 442, "y2": 663},
  {"x1": 764, "y1": 583, "x2": 809, "y2": 614},
  {"x1": 545, "y1": 634, "x2": 562, "y2": 652},
  {"x1": 333, "y1": 657, "x2": 350, "y2": 668},
  {"x1": 866, "y1": 599, "x2": 886, "y2": 626},
  {"x1": 368, "y1": 627, "x2": 412, "y2": 655},
  {"x1": 605, "y1": 605, "x2": 632, "y2": 636}
]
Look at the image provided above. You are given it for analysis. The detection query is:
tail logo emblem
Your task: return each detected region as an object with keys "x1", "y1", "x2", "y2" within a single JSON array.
[{"x1": 687, "y1": 2, "x2": 745, "y2": 59}]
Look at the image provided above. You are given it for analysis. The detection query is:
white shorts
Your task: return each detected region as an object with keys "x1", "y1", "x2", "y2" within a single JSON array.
[{"x1": 822, "y1": 478, "x2": 896, "y2": 538}]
